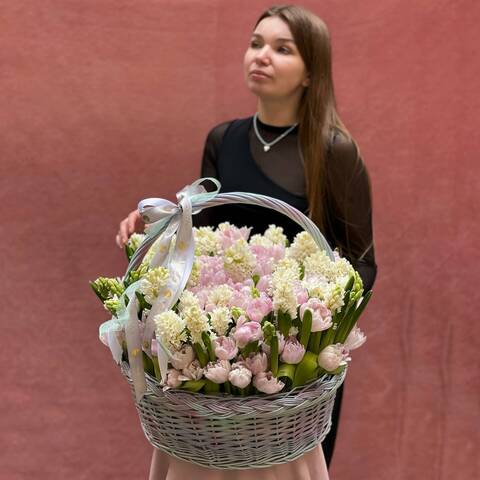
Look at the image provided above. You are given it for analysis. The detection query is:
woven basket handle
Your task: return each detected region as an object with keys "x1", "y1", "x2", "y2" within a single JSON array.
[{"x1": 194, "y1": 192, "x2": 334, "y2": 260}]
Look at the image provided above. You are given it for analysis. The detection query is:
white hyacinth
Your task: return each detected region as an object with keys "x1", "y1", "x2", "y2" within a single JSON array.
[
  {"x1": 272, "y1": 279, "x2": 298, "y2": 319},
  {"x1": 249, "y1": 234, "x2": 274, "y2": 247},
  {"x1": 272, "y1": 257, "x2": 301, "y2": 284},
  {"x1": 286, "y1": 231, "x2": 319, "y2": 262},
  {"x1": 178, "y1": 290, "x2": 201, "y2": 313},
  {"x1": 303, "y1": 250, "x2": 354, "y2": 284},
  {"x1": 138, "y1": 267, "x2": 169, "y2": 304},
  {"x1": 223, "y1": 238, "x2": 256, "y2": 282},
  {"x1": 264, "y1": 225, "x2": 288, "y2": 246},
  {"x1": 206, "y1": 285, "x2": 234, "y2": 309},
  {"x1": 127, "y1": 233, "x2": 145, "y2": 252},
  {"x1": 186, "y1": 259, "x2": 200, "y2": 288},
  {"x1": 209, "y1": 307, "x2": 232, "y2": 336},
  {"x1": 154, "y1": 311, "x2": 187, "y2": 349},
  {"x1": 193, "y1": 226, "x2": 221, "y2": 256},
  {"x1": 183, "y1": 305, "x2": 210, "y2": 343}
]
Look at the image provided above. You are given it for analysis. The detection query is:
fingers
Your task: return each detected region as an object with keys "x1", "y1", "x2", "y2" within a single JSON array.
[
  {"x1": 116, "y1": 210, "x2": 142, "y2": 248},
  {"x1": 128, "y1": 210, "x2": 139, "y2": 233}
]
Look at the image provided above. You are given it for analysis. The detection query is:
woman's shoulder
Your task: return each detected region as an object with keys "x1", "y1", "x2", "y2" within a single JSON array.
[{"x1": 327, "y1": 129, "x2": 366, "y2": 174}]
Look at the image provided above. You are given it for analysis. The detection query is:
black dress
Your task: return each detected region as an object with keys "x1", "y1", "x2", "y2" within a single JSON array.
[{"x1": 193, "y1": 116, "x2": 377, "y2": 467}]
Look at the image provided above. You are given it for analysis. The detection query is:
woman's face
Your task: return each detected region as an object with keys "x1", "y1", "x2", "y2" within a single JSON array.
[{"x1": 243, "y1": 16, "x2": 309, "y2": 101}]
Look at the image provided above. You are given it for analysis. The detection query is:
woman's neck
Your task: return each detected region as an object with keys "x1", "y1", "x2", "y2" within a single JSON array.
[{"x1": 256, "y1": 98, "x2": 300, "y2": 126}]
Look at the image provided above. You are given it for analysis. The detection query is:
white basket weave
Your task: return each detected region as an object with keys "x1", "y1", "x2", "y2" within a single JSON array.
[
  {"x1": 122, "y1": 363, "x2": 346, "y2": 469},
  {"x1": 121, "y1": 187, "x2": 346, "y2": 469}
]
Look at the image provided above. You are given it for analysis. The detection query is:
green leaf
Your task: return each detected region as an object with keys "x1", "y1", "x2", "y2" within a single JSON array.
[
  {"x1": 292, "y1": 352, "x2": 319, "y2": 388},
  {"x1": 300, "y1": 309, "x2": 312, "y2": 347},
  {"x1": 204, "y1": 379, "x2": 221, "y2": 394},
  {"x1": 278, "y1": 363, "x2": 296, "y2": 389},
  {"x1": 180, "y1": 380, "x2": 206, "y2": 392},
  {"x1": 202, "y1": 331, "x2": 216, "y2": 362},
  {"x1": 278, "y1": 311, "x2": 292, "y2": 338},
  {"x1": 193, "y1": 342, "x2": 208, "y2": 367},
  {"x1": 308, "y1": 331, "x2": 322, "y2": 355}
]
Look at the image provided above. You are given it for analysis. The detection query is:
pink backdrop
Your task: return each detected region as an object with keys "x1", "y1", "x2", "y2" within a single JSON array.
[{"x1": 2, "y1": 1, "x2": 478, "y2": 479}]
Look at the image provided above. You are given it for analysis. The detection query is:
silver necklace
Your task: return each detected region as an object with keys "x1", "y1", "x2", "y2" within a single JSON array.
[{"x1": 253, "y1": 112, "x2": 298, "y2": 152}]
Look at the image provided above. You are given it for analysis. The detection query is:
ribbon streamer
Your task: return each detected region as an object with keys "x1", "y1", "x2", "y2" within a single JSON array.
[{"x1": 99, "y1": 178, "x2": 221, "y2": 402}]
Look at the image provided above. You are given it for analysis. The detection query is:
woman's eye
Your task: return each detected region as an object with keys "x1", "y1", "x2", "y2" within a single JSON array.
[
  {"x1": 278, "y1": 46, "x2": 291, "y2": 54},
  {"x1": 250, "y1": 40, "x2": 261, "y2": 48}
]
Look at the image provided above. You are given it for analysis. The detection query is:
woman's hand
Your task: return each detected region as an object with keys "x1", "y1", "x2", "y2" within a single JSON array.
[{"x1": 116, "y1": 209, "x2": 145, "y2": 248}]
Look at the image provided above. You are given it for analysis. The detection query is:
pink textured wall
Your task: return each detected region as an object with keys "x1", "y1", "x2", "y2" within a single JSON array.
[{"x1": 1, "y1": 1, "x2": 478, "y2": 479}]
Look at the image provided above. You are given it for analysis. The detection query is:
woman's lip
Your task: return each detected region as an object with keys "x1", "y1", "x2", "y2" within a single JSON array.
[{"x1": 250, "y1": 71, "x2": 271, "y2": 79}]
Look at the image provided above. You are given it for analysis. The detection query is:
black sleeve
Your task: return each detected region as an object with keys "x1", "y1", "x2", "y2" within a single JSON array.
[
  {"x1": 193, "y1": 121, "x2": 232, "y2": 228},
  {"x1": 324, "y1": 133, "x2": 377, "y2": 292}
]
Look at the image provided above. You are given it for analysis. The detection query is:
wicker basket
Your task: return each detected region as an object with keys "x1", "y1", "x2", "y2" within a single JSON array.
[
  {"x1": 121, "y1": 362, "x2": 346, "y2": 469},
  {"x1": 118, "y1": 184, "x2": 348, "y2": 469}
]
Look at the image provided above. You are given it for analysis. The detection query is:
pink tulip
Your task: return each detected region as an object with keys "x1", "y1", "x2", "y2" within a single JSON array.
[
  {"x1": 228, "y1": 364, "x2": 252, "y2": 388},
  {"x1": 344, "y1": 326, "x2": 367, "y2": 351},
  {"x1": 165, "y1": 369, "x2": 183, "y2": 388},
  {"x1": 213, "y1": 336, "x2": 238, "y2": 360},
  {"x1": 233, "y1": 321, "x2": 264, "y2": 348},
  {"x1": 256, "y1": 275, "x2": 271, "y2": 293},
  {"x1": 299, "y1": 298, "x2": 333, "y2": 332},
  {"x1": 179, "y1": 360, "x2": 204, "y2": 381},
  {"x1": 170, "y1": 345, "x2": 195, "y2": 370},
  {"x1": 280, "y1": 337, "x2": 306, "y2": 364},
  {"x1": 244, "y1": 352, "x2": 268, "y2": 375},
  {"x1": 204, "y1": 360, "x2": 231, "y2": 384},
  {"x1": 318, "y1": 344, "x2": 351, "y2": 372},
  {"x1": 246, "y1": 295, "x2": 273, "y2": 322},
  {"x1": 253, "y1": 371, "x2": 285, "y2": 394}
]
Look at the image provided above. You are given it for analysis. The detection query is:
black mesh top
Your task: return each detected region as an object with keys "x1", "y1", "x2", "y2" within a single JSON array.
[{"x1": 193, "y1": 116, "x2": 377, "y2": 292}]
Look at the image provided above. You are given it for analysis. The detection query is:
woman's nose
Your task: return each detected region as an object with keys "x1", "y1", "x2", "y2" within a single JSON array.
[{"x1": 254, "y1": 46, "x2": 271, "y2": 65}]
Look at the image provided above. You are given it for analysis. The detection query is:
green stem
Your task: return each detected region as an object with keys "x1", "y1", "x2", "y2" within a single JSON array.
[{"x1": 270, "y1": 335, "x2": 279, "y2": 376}]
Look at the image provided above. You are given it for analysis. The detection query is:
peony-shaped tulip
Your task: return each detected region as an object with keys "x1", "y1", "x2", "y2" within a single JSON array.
[
  {"x1": 244, "y1": 352, "x2": 268, "y2": 375},
  {"x1": 165, "y1": 369, "x2": 183, "y2": 388},
  {"x1": 246, "y1": 295, "x2": 273, "y2": 322},
  {"x1": 169, "y1": 344, "x2": 195, "y2": 370},
  {"x1": 179, "y1": 359, "x2": 204, "y2": 381},
  {"x1": 253, "y1": 371, "x2": 285, "y2": 394},
  {"x1": 317, "y1": 344, "x2": 351, "y2": 372},
  {"x1": 228, "y1": 364, "x2": 253, "y2": 389},
  {"x1": 204, "y1": 359, "x2": 231, "y2": 384},
  {"x1": 344, "y1": 326, "x2": 367, "y2": 351},
  {"x1": 280, "y1": 337, "x2": 306, "y2": 364},
  {"x1": 299, "y1": 298, "x2": 333, "y2": 332},
  {"x1": 233, "y1": 321, "x2": 264, "y2": 348},
  {"x1": 213, "y1": 336, "x2": 238, "y2": 360}
]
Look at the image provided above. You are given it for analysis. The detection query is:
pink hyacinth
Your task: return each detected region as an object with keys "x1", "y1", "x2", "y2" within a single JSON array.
[
  {"x1": 213, "y1": 336, "x2": 238, "y2": 360},
  {"x1": 229, "y1": 290, "x2": 250, "y2": 310},
  {"x1": 246, "y1": 294, "x2": 273, "y2": 322},
  {"x1": 218, "y1": 224, "x2": 251, "y2": 249},
  {"x1": 250, "y1": 244, "x2": 285, "y2": 276},
  {"x1": 244, "y1": 352, "x2": 268, "y2": 375},
  {"x1": 233, "y1": 321, "x2": 264, "y2": 348},
  {"x1": 256, "y1": 275, "x2": 272, "y2": 293},
  {"x1": 299, "y1": 298, "x2": 333, "y2": 332},
  {"x1": 253, "y1": 371, "x2": 285, "y2": 394},
  {"x1": 280, "y1": 337, "x2": 306, "y2": 364},
  {"x1": 197, "y1": 255, "x2": 229, "y2": 288}
]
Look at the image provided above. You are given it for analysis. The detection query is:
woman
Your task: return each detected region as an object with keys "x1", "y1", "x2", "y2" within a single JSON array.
[{"x1": 117, "y1": 5, "x2": 376, "y2": 479}]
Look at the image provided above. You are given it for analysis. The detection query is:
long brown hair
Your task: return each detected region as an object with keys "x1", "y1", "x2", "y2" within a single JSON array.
[{"x1": 255, "y1": 5, "x2": 359, "y2": 232}]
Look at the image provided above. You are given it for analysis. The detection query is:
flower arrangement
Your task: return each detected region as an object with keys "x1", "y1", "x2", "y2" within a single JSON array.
[{"x1": 92, "y1": 222, "x2": 371, "y2": 396}]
